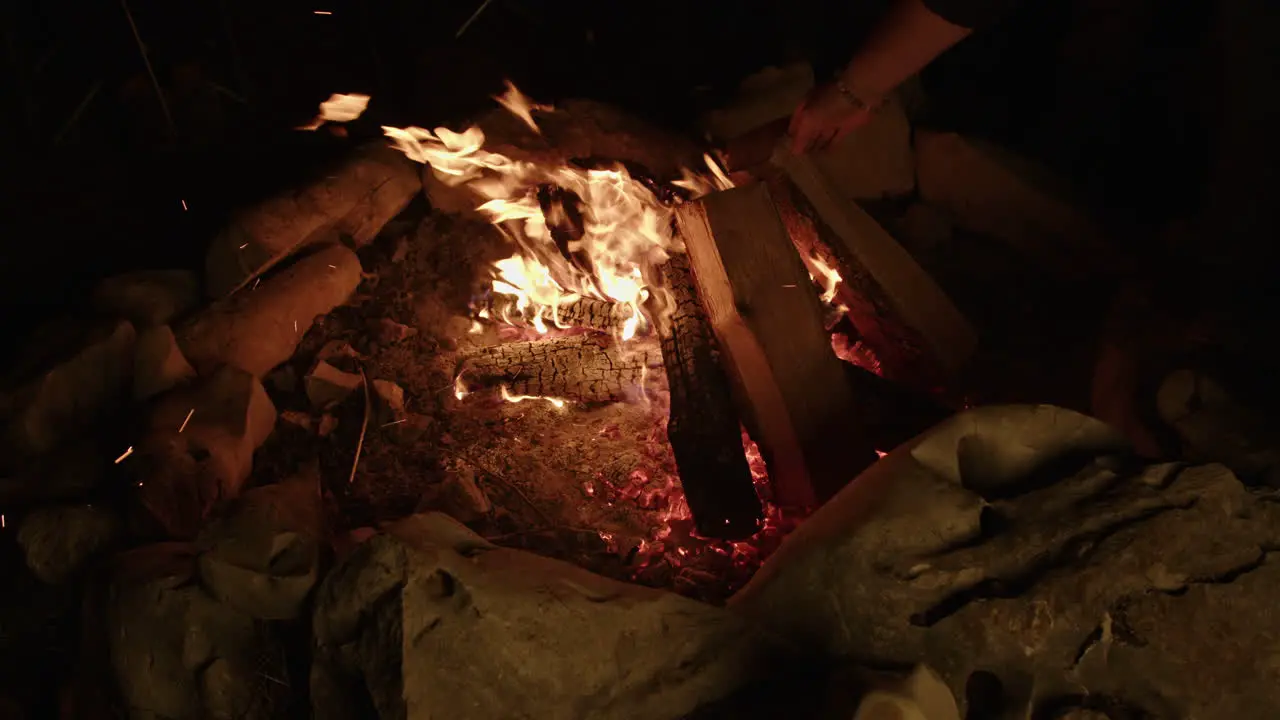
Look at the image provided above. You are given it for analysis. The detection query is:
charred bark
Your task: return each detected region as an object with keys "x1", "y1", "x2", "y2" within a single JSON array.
[
  {"x1": 486, "y1": 294, "x2": 629, "y2": 334},
  {"x1": 459, "y1": 333, "x2": 660, "y2": 404},
  {"x1": 657, "y1": 255, "x2": 764, "y2": 540}
]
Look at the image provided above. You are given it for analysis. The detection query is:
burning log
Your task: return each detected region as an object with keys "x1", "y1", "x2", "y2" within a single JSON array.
[
  {"x1": 656, "y1": 256, "x2": 765, "y2": 540},
  {"x1": 486, "y1": 294, "x2": 629, "y2": 334},
  {"x1": 676, "y1": 182, "x2": 874, "y2": 508},
  {"x1": 458, "y1": 334, "x2": 660, "y2": 404}
]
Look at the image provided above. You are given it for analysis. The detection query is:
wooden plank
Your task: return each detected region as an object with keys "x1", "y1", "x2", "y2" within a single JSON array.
[
  {"x1": 775, "y1": 146, "x2": 978, "y2": 377},
  {"x1": 676, "y1": 182, "x2": 873, "y2": 507}
]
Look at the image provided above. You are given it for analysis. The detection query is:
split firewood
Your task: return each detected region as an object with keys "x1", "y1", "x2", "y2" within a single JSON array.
[
  {"x1": 656, "y1": 255, "x2": 764, "y2": 540},
  {"x1": 457, "y1": 334, "x2": 661, "y2": 404},
  {"x1": 486, "y1": 294, "x2": 629, "y2": 334},
  {"x1": 177, "y1": 244, "x2": 362, "y2": 379},
  {"x1": 676, "y1": 182, "x2": 873, "y2": 508}
]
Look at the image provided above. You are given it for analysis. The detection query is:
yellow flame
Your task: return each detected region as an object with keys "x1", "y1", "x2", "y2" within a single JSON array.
[
  {"x1": 454, "y1": 374, "x2": 470, "y2": 401},
  {"x1": 500, "y1": 385, "x2": 567, "y2": 410},
  {"x1": 808, "y1": 256, "x2": 843, "y2": 304},
  {"x1": 492, "y1": 79, "x2": 553, "y2": 134},
  {"x1": 298, "y1": 93, "x2": 370, "y2": 130},
  {"x1": 378, "y1": 82, "x2": 731, "y2": 346}
]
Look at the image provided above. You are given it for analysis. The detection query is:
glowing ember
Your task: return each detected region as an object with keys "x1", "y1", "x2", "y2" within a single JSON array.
[
  {"x1": 114, "y1": 446, "x2": 134, "y2": 464},
  {"x1": 453, "y1": 374, "x2": 470, "y2": 401},
  {"x1": 298, "y1": 92, "x2": 370, "y2": 131},
  {"x1": 499, "y1": 385, "x2": 568, "y2": 410}
]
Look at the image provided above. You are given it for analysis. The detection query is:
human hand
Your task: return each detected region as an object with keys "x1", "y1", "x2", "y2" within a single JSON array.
[{"x1": 787, "y1": 81, "x2": 877, "y2": 155}]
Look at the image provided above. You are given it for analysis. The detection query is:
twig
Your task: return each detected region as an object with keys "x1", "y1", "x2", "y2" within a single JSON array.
[
  {"x1": 449, "y1": 449, "x2": 553, "y2": 526},
  {"x1": 349, "y1": 366, "x2": 372, "y2": 485},
  {"x1": 119, "y1": 0, "x2": 176, "y2": 140},
  {"x1": 52, "y1": 80, "x2": 104, "y2": 146},
  {"x1": 455, "y1": 0, "x2": 496, "y2": 38}
]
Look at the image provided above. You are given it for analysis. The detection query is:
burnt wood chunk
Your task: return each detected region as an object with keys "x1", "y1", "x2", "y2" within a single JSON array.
[
  {"x1": 775, "y1": 148, "x2": 977, "y2": 379},
  {"x1": 656, "y1": 256, "x2": 764, "y2": 540},
  {"x1": 487, "y1": 294, "x2": 629, "y2": 334},
  {"x1": 458, "y1": 334, "x2": 660, "y2": 404},
  {"x1": 676, "y1": 182, "x2": 870, "y2": 508}
]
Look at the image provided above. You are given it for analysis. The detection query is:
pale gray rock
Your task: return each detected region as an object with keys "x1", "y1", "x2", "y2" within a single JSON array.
[
  {"x1": 17, "y1": 504, "x2": 121, "y2": 584},
  {"x1": 311, "y1": 513, "x2": 770, "y2": 720}
]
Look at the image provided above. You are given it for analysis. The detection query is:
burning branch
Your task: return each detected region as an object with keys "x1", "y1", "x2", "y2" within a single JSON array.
[{"x1": 458, "y1": 334, "x2": 661, "y2": 404}]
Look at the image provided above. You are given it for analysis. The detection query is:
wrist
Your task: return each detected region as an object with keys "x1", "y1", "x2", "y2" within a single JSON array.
[{"x1": 832, "y1": 74, "x2": 885, "y2": 114}]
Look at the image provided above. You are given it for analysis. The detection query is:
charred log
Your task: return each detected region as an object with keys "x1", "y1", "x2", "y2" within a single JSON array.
[
  {"x1": 486, "y1": 294, "x2": 630, "y2": 334},
  {"x1": 459, "y1": 334, "x2": 660, "y2": 404},
  {"x1": 657, "y1": 255, "x2": 764, "y2": 540}
]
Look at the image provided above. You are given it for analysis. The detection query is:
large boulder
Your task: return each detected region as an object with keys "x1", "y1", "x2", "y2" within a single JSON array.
[
  {"x1": 177, "y1": 244, "x2": 362, "y2": 378},
  {"x1": 132, "y1": 365, "x2": 277, "y2": 538},
  {"x1": 196, "y1": 465, "x2": 326, "y2": 620},
  {"x1": 205, "y1": 143, "x2": 419, "y2": 298},
  {"x1": 107, "y1": 543, "x2": 289, "y2": 720},
  {"x1": 311, "y1": 513, "x2": 770, "y2": 720},
  {"x1": 93, "y1": 270, "x2": 200, "y2": 328},
  {"x1": 1, "y1": 320, "x2": 136, "y2": 458},
  {"x1": 17, "y1": 504, "x2": 121, "y2": 584},
  {"x1": 732, "y1": 404, "x2": 1280, "y2": 719}
]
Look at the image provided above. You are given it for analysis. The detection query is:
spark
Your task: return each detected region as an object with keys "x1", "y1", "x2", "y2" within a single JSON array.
[
  {"x1": 381, "y1": 419, "x2": 406, "y2": 427},
  {"x1": 239, "y1": 243, "x2": 248, "y2": 249},
  {"x1": 115, "y1": 446, "x2": 134, "y2": 464},
  {"x1": 328, "y1": 264, "x2": 336, "y2": 269},
  {"x1": 252, "y1": 277, "x2": 261, "y2": 290},
  {"x1": 294, "y1": 320, "x2": 298, "y2": 333},
  {"x1": 875, "y1": 449, "x2": 888, "y2": 458},
  {"x1": 1, "y1": 514, "x2": 5, "y2": 529},
  {"x1": 178, "y1": 408, "x2": 195, "y2": 433},
  {"x1": 314, "y1": 10, "x2": 332, "y2": 14},
  {"x1": 180, "y1": 199, "x2": 188, "y2": 211}
]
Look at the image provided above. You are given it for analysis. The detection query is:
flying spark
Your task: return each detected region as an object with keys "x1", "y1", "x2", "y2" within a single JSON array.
[
  {"x1": 115, "y1": 446, "x2": 134, "y2": 464},
  {"x1": 178, "y1": 408, "x2": 195, "y2": 433}
]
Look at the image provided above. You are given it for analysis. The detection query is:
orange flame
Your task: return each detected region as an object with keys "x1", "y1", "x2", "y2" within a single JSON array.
[
  {"x1": 380, "y1": 84, "x2": 715, "y2": 346},
  {"x1": 298, "y1": 93, "x2": 370, "y2": 131}
]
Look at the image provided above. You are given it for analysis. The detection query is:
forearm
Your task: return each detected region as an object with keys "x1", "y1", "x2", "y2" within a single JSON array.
[{"x1": 838, "y1": 0, "x2": 990, "y2": 99}]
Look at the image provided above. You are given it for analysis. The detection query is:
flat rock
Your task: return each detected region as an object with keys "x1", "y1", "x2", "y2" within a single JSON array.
[
  {"x1": 2, "y1": 320, "x2": 136, "y2": 458},
  {"x1": 132, "y1": 365, "x2": 277, "y2": 538},
  {"x1": 310, "y1": 512, "x2": 770, "y2": 720},
  {"x1": 133, "y1": 325, "x2": 197, "y2": 401},
  {"x1": 93, "y1": 269, "x2": 199, "y2": 327},
  {"x1": 107, "y1": 543, "x2": 289, "y2": 719},
  {"x1": 17, "y1": 504, "x2": 121, "y2": 584},
  {"x1": 371, "y1": 379, "x2": 405, "y2": 414},
  {"x1": 205, "y1": 143, "x2": 419, "y2": 298},
  {"x1": 177, "y1": 244, "x2": 362, "y2": 378},
  {"x1": 731, "y1": 404, "x2": 1280, "y2": 718},
  {"x1": 304, "y1": 360, "x2": 363, "y2": 410},
  {"x1": 197, "y1": 464, "x2": 325, "y2": 620},
  {"x1": 1157, "y1": 368, "x2": 1280, "y2": 484}
]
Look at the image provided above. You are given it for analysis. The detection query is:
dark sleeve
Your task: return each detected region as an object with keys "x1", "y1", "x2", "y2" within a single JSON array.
[{"x1": 921, "y1": 0, "x2": 1019, "y2": 28}]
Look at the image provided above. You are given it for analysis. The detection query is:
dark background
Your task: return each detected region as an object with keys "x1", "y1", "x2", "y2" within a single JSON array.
[{"x1": 0, "y1": 0, "x2": 1258, "y2": 344}]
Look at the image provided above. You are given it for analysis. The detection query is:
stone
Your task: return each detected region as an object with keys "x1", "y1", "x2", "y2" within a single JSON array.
[
  {"x1": 197, "y1": 465, "x2": 325, "y2": 620},
  {"x1": 437, "y1": 468, "x2": 490, "y2": 523},
  {"x1": 731, "y1": 404, "x2": 1280, "y2": 718},
  {"x1": 107, "y1": 543, "x2": 289, "y2": 719},
  {"x1": 889, "y1": 202, "x2": 954, "y2": 258},
  {"x1": 316, "y1": 339, "x2": 360, "y2": 362},
  {"x1": 205, "y1": 143, "x2": 419, "y2": 298},
  {"x1": 279, "y1": 410, "x2": 312, "y2": 431},
  {"x1": 93, "y1": 269, "x2": 199, "y2": 327},
  {"x1": 371, "y1": 379, "x2": 405, "y2": 414},
  {"x1": 177, "y1": 244, "x2": 362, "y2": 378},
  {"x1": 1, "y1": 320, "x2": 136, "y2": 458},
  {"x1": 304, "y1": 360, "x2": 363, "y2": 410},
  {"x1": 317, "y1": 414, "x2": 338, "y2": 437},
  {"x1": 852, "y1": 666, "x2": 960, "y2": 720},
  {"x1": 16, "y1": 504, "x2": 121, "y2": 584},
  {"x1": 1156, "y1": 368, "x2": 1280, "y2": 485},
  {"x1": 132, "y1": 365, "x2": 277, "y2": 538},
  {"x1": 372, "y1": 317, "x2": 417, "y2": 345},
  {"x1": 132, "y1": 325, "x2": 197, "y2": 401},
  {"x1": 310, "y1": 513, "x2": 770, "y2": 720},
  {"x1": 915, "y1": 131, "x2": 1115, "y2": 277}
]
